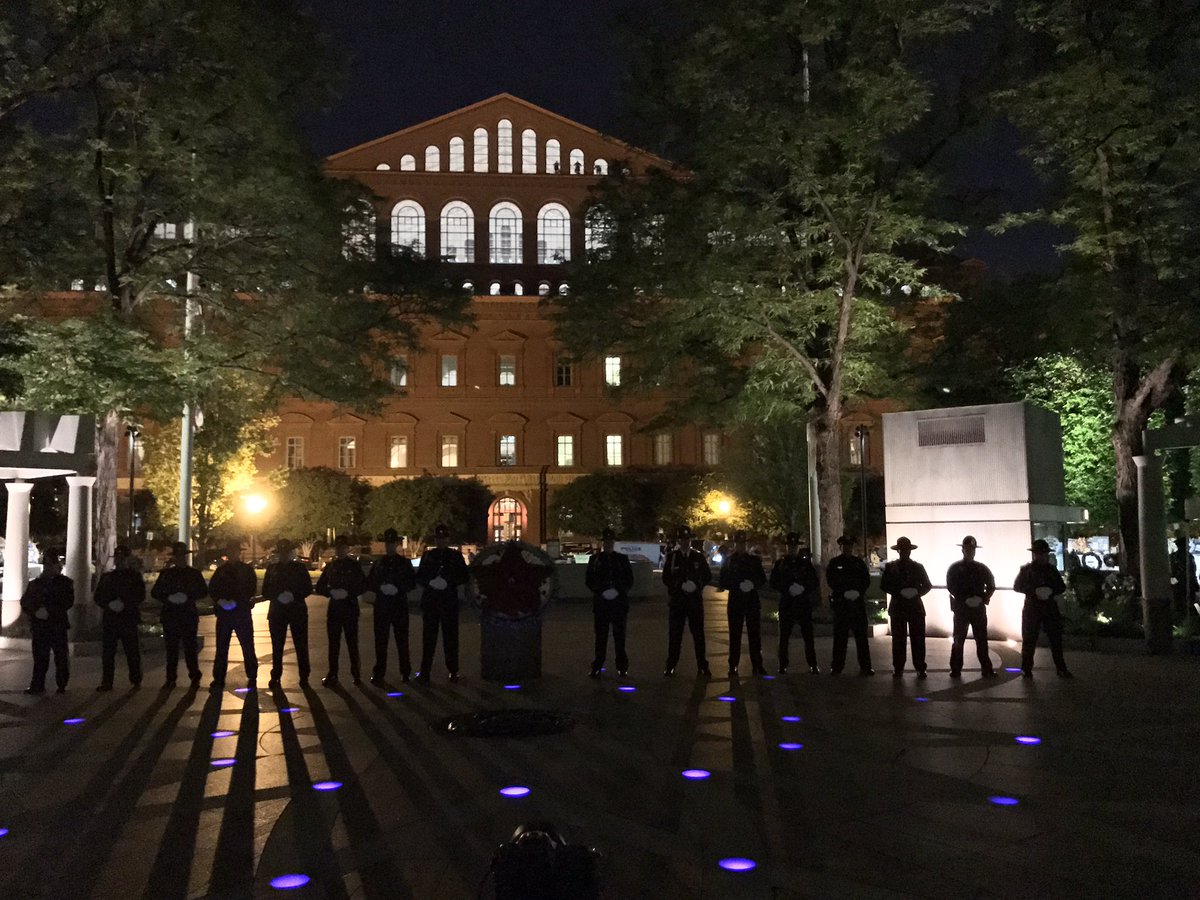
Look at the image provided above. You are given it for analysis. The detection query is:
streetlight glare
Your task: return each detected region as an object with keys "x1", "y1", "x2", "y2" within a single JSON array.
[
  {"x1": 718, "y1": 500, "x2": 732, "y2": 515},
  {"x1": 244, "y1": 494, "x2": 268, "y2": 515}
]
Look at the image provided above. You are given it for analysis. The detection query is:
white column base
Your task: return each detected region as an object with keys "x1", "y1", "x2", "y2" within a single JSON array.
[
  {"x1": 66, "y1": 475, "x2": 97, "y2": 633},
  {"x1": 2, "y1": 481, "x2": 34, "y2": 628}
]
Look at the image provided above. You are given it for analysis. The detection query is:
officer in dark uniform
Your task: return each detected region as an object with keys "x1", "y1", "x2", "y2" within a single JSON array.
[
  {"x1": 769, "y1": 533, "x2": 821, "y2": 674},
  {"x1": 94, "y1": 545, "x2": 144, "y2": 691},
  {"x1": 719, "y1": 530, "x2": 767, "y2": 676},
  {"x1": 21, "y1": 549, "x2": 74, "y2": 694},
  {"x1": 416, "y1": 523, "x2": 469, "y2": 684},
  {"x1": 1014, "y1": 539, "x2": 1072, "y2": 678},
  {"x1": 262, "y1": 538, "x2": 314, "y2": 688},
  {"x1": 946, "y1": 535, "x2": 996, "y2": 678},
  {"x1": 585, "y1": 526, "x2": 635, "y2": 678},
  {"x1": 315, "y1": 534, "x2": 368, "y2": 686},
  {"x1": 207, "y1": 540, "x2": 259, "y2": 690},
  {"x1": 662, "y1": 525, "x2": 711, "y2": 677},
  {"x1": 880, "y1": 536, "x2": 932, "y2": 678},
  {"x1": 1169, "y1": 535, "x2": 1198, "y2": 620},
  {"x1": 150, "y1": 541, "x2": 207, "y2": 687},
  {"x1": 368, "y1": 527, "x2": 417, "y2": 685},
  {"x1": 826, "y1": 534, "x2": 874, "y2": 675}
]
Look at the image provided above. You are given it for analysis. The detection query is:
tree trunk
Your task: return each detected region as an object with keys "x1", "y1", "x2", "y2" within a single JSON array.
[
  {"x1": 94, "y1": 410, "x2": 120, "y2": 575},
  {"x1": 811, "y1": 411, "x2": 845, "y2": 565},
  {"x1": 1112, "y1": 418, "x2": 1142, "y2": 586}
]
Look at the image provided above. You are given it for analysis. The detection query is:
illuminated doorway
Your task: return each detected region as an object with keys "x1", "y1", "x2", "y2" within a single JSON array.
[{"x1": 489, "y1": 496, "x2": 527, "y2": 543}]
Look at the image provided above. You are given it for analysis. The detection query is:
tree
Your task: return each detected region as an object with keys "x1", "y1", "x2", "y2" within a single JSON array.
[
  {"x1": 363, "y1": 476, "x2": 492, "y2": 551},
  {"x1": 550, "y1": 469, "x2": 707, "y2": 539},
  {"x1": 720, "y1": 418, "x2": 810, "y2": 537},
  {"x1": 272, "y1": 467, "x2": 366, "y2": 542},
  {"x1": 554, "y1": 0, "x2": 990, "y2": 562}
]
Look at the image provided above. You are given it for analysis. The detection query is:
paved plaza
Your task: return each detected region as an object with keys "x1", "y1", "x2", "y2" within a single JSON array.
[{"x1": 1, "y1": 591, "x2": 1198, "y2": 899}]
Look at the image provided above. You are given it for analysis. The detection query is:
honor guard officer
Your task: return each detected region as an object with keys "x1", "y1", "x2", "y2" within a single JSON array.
[
  {"x1": 94, "y1": 545, "x2": 145, "y2": 691},
  {"x1": 880, "y1": 536, "x2": 932, "y2": 678},
  {"x1": 585, "y1": 527, "x2": 635, "y2": 678},
  {"x1": 826, "y1": 534, "x2": 874, "y2": 675},
  {"x1": 945, "y1": 536, "x2": 996, "y2": 678},
  {"x1": 315, "y1": 535, "x2": 368, "y2": 686},
  {"x1": 21, "y1": 550, "x2": 74, "y2": 694},
  {"x1": 262, "y1": 539, "x2": 314, "y2": 688},
  {"x1": 769, "y1": 533, "x2": 821, "y2": 674},
  {"x1": 207, "y1": 541, "x2": 259, "y2": 690},
  {"x1": 1169, "y1": 535, "x2": 1198, "y2": 620},
  {"x1": 1014, "y1": 539, "x2": 1072, "y2": 678},
  {"x1": 719, "y1": 530, "x2": 767, "y2": 676},
  {"x1": 151, "y1": 541, "x2": 207, "y2": 687},
  {"x1": 415, "y1": 523, "x2": 469, "y2": 684},
  {"x1": 662, "y1": 525, "x2": 712, "y2": 677},
  {"x1": 368, "y1": 528, "x2": 417, "y2": 685}
]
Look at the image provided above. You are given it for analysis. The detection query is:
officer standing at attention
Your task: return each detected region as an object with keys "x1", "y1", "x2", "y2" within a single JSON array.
[
  {"x1": 262, "y1": 539, "x2": 314, "y2": 688},
  {"x1": 207, "y1": 540, "x2": 259, "y2": 691},
  {"x1": 585, "y1": 526, "x2": 635, "y2": 678},
  {"x1": 945, "y1": 535, "x2": 996, "y2": 678},
  {"x1": 1014, "y1": 539, "x2": 1072, "y2": 678},
  {"x1": 719, "y1": 530, "x2": 767, "y2": 676},
  {"x1": 151, "y1": 541, "x2": 207, "y2": 687},
  {"x1": 826, "y1": 534, "x2": 874, "y2": 675},
  {"x1": 315, "y1": 534, "x2": 368, "y2": 686},
  {"x1": 94, "y1": 545, "x2": 144, "y2": 691},
  {"x1": 880, "y1": 536, "x2": 932, "y2": 678},
  {"x1": 368, "y1": 527, "x2": 417, "y2": 685},
  {"x1": 21, "y1": 550, "x2": 74, "y2": 694},
  {"x1": 1169, "y1": 534, "x2": 1198, "y2": 620},
  {"x1": 416, "y1": 523, "x2": 469, "y2": 684},
  {"x1": 662, "y1": 525, "x2": 712, "y2": 677},
  {"x1": 769, "y1": 533, "x2": 821, "y2": 674}
]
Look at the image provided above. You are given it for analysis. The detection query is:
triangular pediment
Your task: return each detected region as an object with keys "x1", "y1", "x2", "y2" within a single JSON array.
[
  {"x1": 488, "y1": 329, "x2": 527, "y2": 345},
  {"x1": 546, "y1": 412, "x2": 585, "y2": 427},
  {"x1": 329, "y1": 412, "x2": 367, "y2": 426},
  {"x1": 429, "y1": 328, "x2": 471, "y2": 343}
]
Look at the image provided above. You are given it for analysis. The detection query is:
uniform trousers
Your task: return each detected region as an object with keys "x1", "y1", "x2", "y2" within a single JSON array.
[
  {"x1": 420, "y1": 595, "x2": 459, "y2": 675},
  {"x1": 213, "y1": 607, "x2": 258, "y2": 683},
  {"x1": 889, "y1": 600, "x2": 927, "y2": 673},
  {"x1": 268, "y1": 608, "x2": 311, "y2": 681},
  {"x1": 726, "y1": 595, "x2": 763, "y2": 671},
  {"x1": 592, "y1": 597, "x2": 630, "y2": 671},
  {"x1": 665, "y1": 593, "x2": 707, "y2": 670},
  {"x1": 373, "y1": 599, "x2": 410, "y2": 678},
  {"x1": 950, "y1": 603, "x2": 992, "y2": 674},
  {"x1": 162, "y1": 612, "x2": 200, "y2": 681},
  {"x1": 831, "y1": 598, "x2": 873, "y2": 673},
  {"x1": 326, "y1": 601, "x2": 360, "y2": 679},
  {"x1": 779, "y1": 601, "x2": 818, "y2": 670},
  {"x1": 1021, "y1": 601, "x2": 1068, "y2": 672},
  {"x1": 30, "y1": 624, "x2": 69, "y2": 691},
  {"x1": 101, "y1": 617, "x2": 142, "y2": 686}
]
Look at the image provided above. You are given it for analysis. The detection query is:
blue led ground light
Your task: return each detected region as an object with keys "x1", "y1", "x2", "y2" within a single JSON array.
[
  {"x1": 503, "y1": 684, "x2": 521, "y2": 690},
  {"x1": 211, "y1": 730, "x2": 236, "y2": 738},
  {"x1": 1014, "y1": 735, "x2": 1041, "y2": 745},
  {"x1": 386, "y1": 691, "x2": 405, "y2": 698},
  {"x1": 778, "y1": 742, "x2": 803, "y2": 751},
  {"x1": 761, "y1": 675, "x2": 776, "y2": 680},
  {"x1": 716, "y1": 695, "x2": 735, "y2": 703},
  {"x1": 499, "y1": 786, "x2": 531, "y2": 797},
  {"x1": 270, "y1": 874, "x2": 310, "y2": 889},
  {"x1": 1005, "y1": 667, "x2": 1022, "y2": 673},
  {"x1": 0, "y1": 827, "x2": 8, "y2": 838},
  {"x1": 279, "y1": 707, "x2": 300, "y2": 713},
  {"x1": 234, "y1": 687, "x2": 252, "y2": 694},
  {"x1": 63, "y1": 717, "x2": 85, "y2": 725},
  {"x1": 312, "y1": 781, "x2": 342, "y2": 792},
  {"x1": 915, "y1": 697, "x2": 929, "y2": 702},
  {"x1": 211, "y1": 758, "x2": 236, "y2": 768},
  {"x1": 718, "y1": 858, "x2": 756, "y2": 871},
  {"x1": 780, "y1": 715, "x2": 801, "y2": 723},
  {"x1": 681, "y1": 769, "x2": 711, "y2": 780},
  {"x1": 618, "y1": 686, "x2": 636, "y2": 692},
  {"x1": 988, "y1": 796, "x2": 1019, "y2": 806}
]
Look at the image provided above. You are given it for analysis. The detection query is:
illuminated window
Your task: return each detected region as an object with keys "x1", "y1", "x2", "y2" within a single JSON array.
[
  {"x1": 448, "y1": 136, "x2": 465, "y2": 172},
  {"x1": 375, "y1": 163, "x2": 391, "y2": 171},
  {"x1": 498, "y1": 354, "x2": 517, "y2": 386},
  {"x1": 489, "y1": 281, "x2": 501, "y2": 295},
  {"x1": 440, "y1": 354, "x2": 458, "y2": 387},
  {"x1": 388, "y1": 436, "x2": 408, "y2": 469},
  {"x1": 285, "y1": 437, "x2": 304, "y2": 469},
  {"x1": 522, "y1": 128, "x2": 537, "y2": 173},
  {"x1": 400, "y1": 154, "x2": 416, "y2": 171},
  {"x1": 390, "y1": 201, "x2": 425, "y2": 256},
  {"x1": 440, "y1": 201, "x2": 475, "y2": 263},
  {"x1": 554, "y1": 357, "x2": 573, "y2": 387},
  {"x1": 702, "y1": 432, "x2": 722, "y2": 466},
  {"x1": 338, "y1": 436, "x2": 357, "y2": 469},
  {"x1": 499, "y1": 434, "x2": 517, "y2": 466},
  {"x1": 462, "y1": 280, "x2": 474, "y2": 293},
  {"x1": 536, "y1": 203, "x2": 571, "y2": 264},
  {"x1": 390, "y1": 355, "x2": 408, "y2": 388},
  {"x1": 604, "y1": 356, "x2": 621, "y2": 387},
  {"x1": 556, "y1": 434, "x2": 575, "y2": 467},
  {"x1": 569, "y1": 148, "x2": 584, "y2": 175},
  {"x1": 605, "y1": 434, "x2": 623, "y2": 467},
  {"x1": 558, "y1": 282, "x2": 569, "y2": 295},
  {"x1": 538, "y1": 281, "x2": 551, "y2": 296},
  {"x1": 154, "y1": 222, "x2": 177, "y2": 240},
  {"x1": 513, "y1": 281, "x2": 524, "y2": 295},
  {"x1": 546, "y1": 138, "x2": 561, "y2": 173},
  {"x1": 497, "y1": 119, "x2": 513, "y2": 173},
  {"x1": 489, "y1": 202, "x2": 523, "y2": 264},
  {"x1": 473, "y1": 127, "x2": 489, "y2": 172},
  {"x1": 593, "y1": 159, "x2": 608, "y2": 175},
  {"x1": 425, "y1": 145, "x2": 440, "y2": 171},
  {"x1": 440, "y1": 434, "x2": 459, "y2": 468},
  {"x1": 654, "y1": 433, "x2": 673, "y2": 466}
]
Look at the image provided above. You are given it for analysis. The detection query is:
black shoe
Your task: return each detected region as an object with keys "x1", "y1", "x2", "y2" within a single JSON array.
[
  {"x1": 752, "y1": 666, "x2": 768, "y2": 676},
  {"x1": 97, "y1": 684, "x2": 113, "y2": 693},
  {"x1": 859, "y1": 668, "x2": 875, "y2": 676},
  {"x1": 617, "y1": 669, "x2": 629, "y2": 678},
  {"x1": 810, "y1": 666, "x2": 821, "y2": 675},
  {"x1": 1021, "y1": 669, "x2": 1033, "y2": 679},
  {"x1": 588, "y1": 667, "x2": 602, "y2": 679},
  {"x1": 892, "y1": 670, "x2": 903, "y2": 678},
  {"x1": 322, "y1": 675, "x2": 338, "y2": 687},
  {"x1": 131, "y1": 680, "x2": 142, "y2": 689},
  {"x1": 370, "y1": 675, "x2": 383, "y2": 686},
  {"x1": 728, "y1": 667, "x2": 738, "y2": 678},
  {"x1": 698, "y1": 664, "x2": 711, "y2": 677},
  {"x1": 663, "y1": 667, "x2": 676, "y2": 677},
  {"x1": 352, "y1": 675, "x2": 362, "y2": 686},
  {"x1": 917, "y1": 669, "x2": 928, "y2": 680},
  {"x1": 268, "y1": 678, "x2": 281, "y2": 689},
  {"x1": 414, "y1": 672, "x2": 430, "y2": 684},
  {"x1": 778, "y1": 665, "x2": 788, "y2": 675},
  {"x1": 448, "y1": 672, "x2": 460, "y2": 683},
  {"x1": 23, "y1": 687, "x2": 45, "y2": 695},
  {"x1": 949, "y1": 670, "x2": 961, "y2": 679},
  {"x1": 1056, "y1": 668, "x2": 1073, "y2": 679},
  {"x1": 56, "y1": 686, "x2": 66, "y2": 694},
  {"x1": 982, "y1": 669, "x2": 997, "y2": 678},
  {"x1": 401, "y1": 672, "x2": 411, "y2": 683}
]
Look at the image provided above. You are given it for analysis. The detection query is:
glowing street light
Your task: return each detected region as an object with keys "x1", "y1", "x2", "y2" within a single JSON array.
[{"x1": 244, "y1": 494, "x2": 268, "y2": 516}]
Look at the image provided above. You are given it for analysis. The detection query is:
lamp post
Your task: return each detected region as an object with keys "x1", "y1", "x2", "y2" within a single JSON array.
[
  {"x1": 244, "y1": 493, "x2": 268, "y2": 565},
  {"x1": 855, "y1": 425, "x2": 869, "y2": 558},
  {"x1": 126, "y1": 424, "x2": 141, "y2": 543}
]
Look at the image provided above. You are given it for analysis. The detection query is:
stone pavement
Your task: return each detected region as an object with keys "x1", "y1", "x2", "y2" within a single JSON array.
[{"x1": 1, "y1": 590, "x2": 1198, "y2": 899}]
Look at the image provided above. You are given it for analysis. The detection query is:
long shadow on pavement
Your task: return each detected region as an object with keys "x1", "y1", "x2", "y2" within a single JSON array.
[{"x1": 206, "y1": 695, "x2": 260, "y2": 897}]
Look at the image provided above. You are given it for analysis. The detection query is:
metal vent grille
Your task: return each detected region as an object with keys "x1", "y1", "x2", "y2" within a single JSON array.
[{"x1": 917, "y1": 415, "x2": 986, "y2": 447}]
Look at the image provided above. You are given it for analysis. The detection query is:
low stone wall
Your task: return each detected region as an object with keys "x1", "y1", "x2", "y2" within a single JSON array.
[{"x1": 555, "y1": 560, "x2": 664, "y2": 601}]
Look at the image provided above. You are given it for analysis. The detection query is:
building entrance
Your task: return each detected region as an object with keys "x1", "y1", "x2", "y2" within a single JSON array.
[{"x1": 489, "y1": 497, "x2": 527, "y2": 543}]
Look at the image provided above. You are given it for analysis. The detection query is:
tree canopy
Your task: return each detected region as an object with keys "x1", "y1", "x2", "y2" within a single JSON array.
[{"x1": 363, "y1": 476, "x2": 492, "y2": 549}]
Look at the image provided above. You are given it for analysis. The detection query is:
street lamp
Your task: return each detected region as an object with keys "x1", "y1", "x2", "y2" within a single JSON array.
[
  {"x1": 126, "y1": 424, "x2": 142, "y2": 543},
  {"x1": 243, "y1": 493, "x2": 269, "y2": 564},
  {"x1": 855, "y1": 425, "x2": 869, "y2": 558}
]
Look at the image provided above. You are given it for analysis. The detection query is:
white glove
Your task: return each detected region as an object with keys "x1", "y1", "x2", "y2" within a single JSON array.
[
  {"x1": 380, "y1": 584, "x2": 399, "y2": 596},
  {"x1": 109, "y1": 600, "x2": 125, "y2": 613},
  {"x1": 330, "y1": 588, "x2": 348, "y2": 600},
  {"x1": 739, "y1": 579, "x2": 754, "y2": 592},
  {"x1": 430, "y1": 576, "x2": 448, "y2": 590},
  {"x1": 167, "y1": 592, "x2": 187, "y2": 605},
  {"x1": 844, "y1": 590, "x2": 861, "y2": 601},
  {"x1": 965, "y1": 596, "x2": 982, "y2": 608},
  {"x1": 218, "y1": 599, "x2": 237, "y2": 611},
  {"x1": 900, "y1": 587, "x2": 918, "y2": 599},
  {"x1": 1170, "y1": 577, "x2": 1179, "y2": 585},
  {"x1": 602, "y1": 588, "x2": 619, "y2": 600},
  {"x1": 681, "y1": 580, "x2": 696, "y2": 593},
  {"x1": 1035, "y1": 586, "x2": 1052, "y2": 600},
  {"x1": 277, "y1": 590, "x2": 294, "y2": 605},
  {"x1": 788, "y1": 584, "x2": 804, "y2": 597},
  {"x1": 35, "y1": 607, "x2": 49, "y2": 620}
]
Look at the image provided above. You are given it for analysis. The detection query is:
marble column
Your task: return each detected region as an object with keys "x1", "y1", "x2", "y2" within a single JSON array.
[
  {"x1": 66, "y1": 475, "x2": 97, "y2": 633},
  {"x1": 1135, "y1": 454, "x2": 1172, "y2": 654},
  {"x1": 3, "y1": 480, "x2": 33, "y2": 628}
]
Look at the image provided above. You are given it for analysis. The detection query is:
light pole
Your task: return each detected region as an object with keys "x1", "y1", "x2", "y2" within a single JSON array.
[
  {"x1": 855, "y1": 425, "x2": 869, "y2": 558},
  {"x1": 244, "y1": 493, "x2": 269, "y2": 565},
  {"x1": 126, "y1": 424, "x2": 140, "y2": 543}
]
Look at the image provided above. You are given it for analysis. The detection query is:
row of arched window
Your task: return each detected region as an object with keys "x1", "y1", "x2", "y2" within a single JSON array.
[{"x1": 373, "y1": 120, "x2": 611, "y2": 177}]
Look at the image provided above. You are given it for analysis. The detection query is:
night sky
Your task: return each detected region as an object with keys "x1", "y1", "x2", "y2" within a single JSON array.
[{"x1": 303, "y1": 0, "x2": 1059, "y2": 276}]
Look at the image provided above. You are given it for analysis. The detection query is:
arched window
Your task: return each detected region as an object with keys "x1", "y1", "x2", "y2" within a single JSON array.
[
  {"x1": 473, "y1": 127, "x2": 489, "y2": 172},
  {"x1": 489, "y1": 202, "x2": 523, "y2": 264},
  {"x1": 585, "y1": 206, "x2": 613, "y2": 255},
  {"x1": 425, "y1": 145, "x2": 441, "y2": 172},
  {"x1": 497, "y1": 119, "x2": 513, "y2": 173},
  {"x1": 513, "y1": 281, "x2": 524, "y2": 296},
  {"x1": 489, "y1": 281, "x2": 501, "y2": 296},
  {"x1": 440, "y1": 201, "x2": 475, "y2": 263},
  {"x1": 448, "y1": 137, "x2": 465, "y2": 172},
  {"x1": 390, "y1": 200, "x2": 425, "y2": 256},
  {"x1": 569, "y1": 148, "x2": 584, "y2": 175},
  {"x1": 400, "y1": 154, "x2": 416, "y2": 171},
  {"x1": 558, "y1": 282, "x2": 570, "y2": 295},
  {"x1": 522, "y1": 128, "x2": 537, "y2": 173},
  {"x1": 537, "y1": 203, "x2": 571, "y2": 264},
  {"x1": 545, "y1": 139, "x2": 561, "y2": 174},
  {"x1": 593, "y1": 158, "x2": 608, "y2": 175},
  {"x1": 375, "y1": 163, "x2": 391, "y2": 171},
  {"x1": 538, "y1": 281, "x2": 551, "y2": 296},
  {"x1": 462, "y1": 280, "x2": 475, "y2": 293}
]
